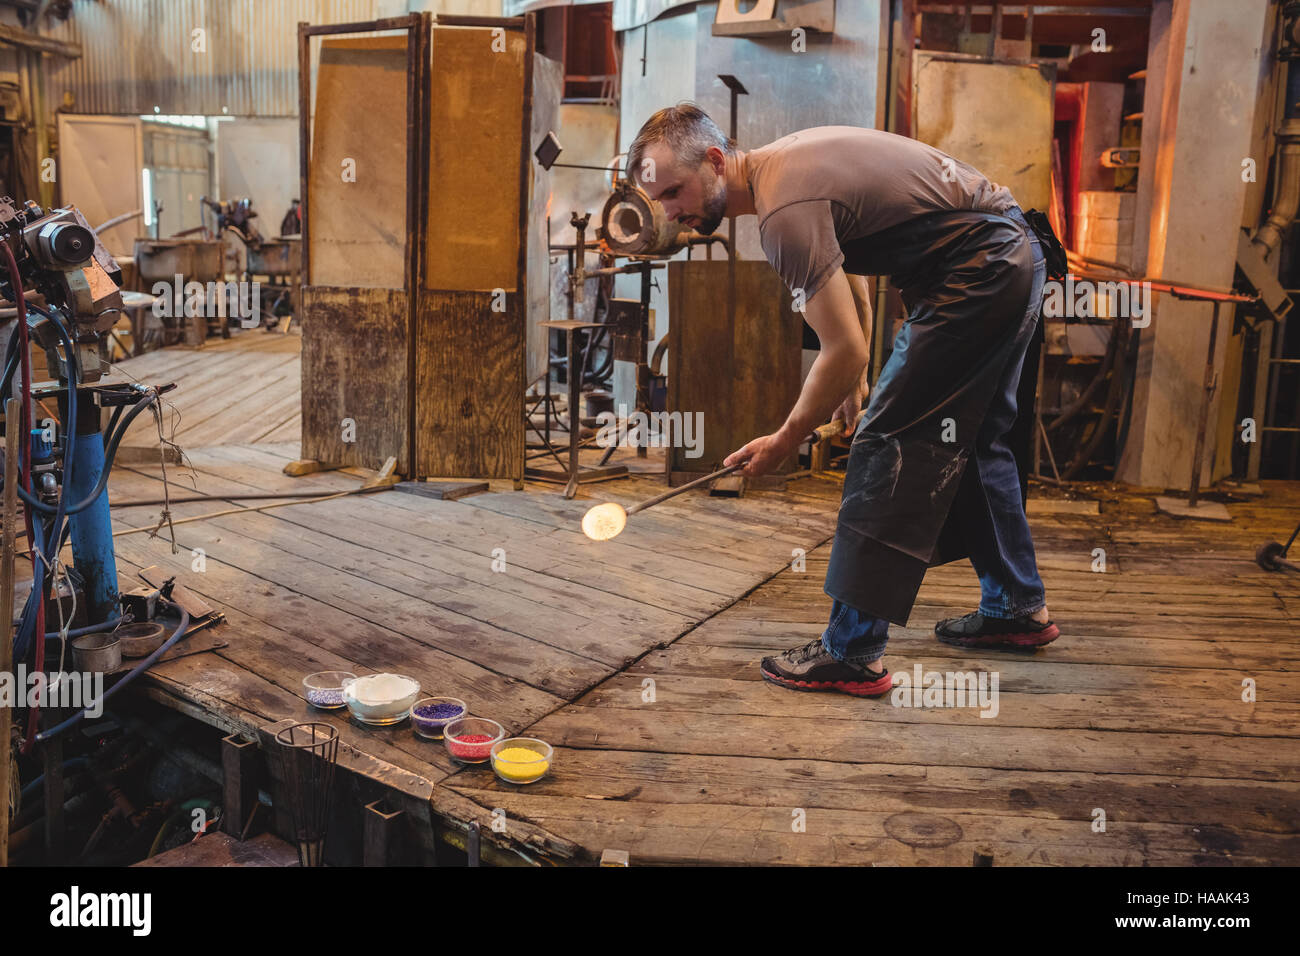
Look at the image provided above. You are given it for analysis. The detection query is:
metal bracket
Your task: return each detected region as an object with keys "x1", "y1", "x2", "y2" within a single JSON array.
[
  {"x1": 363, "y1": 800, "x2": 407, "y2": 866},
  {"x1": 221, "y1": 734, "x2": 259, "y2": 840}
]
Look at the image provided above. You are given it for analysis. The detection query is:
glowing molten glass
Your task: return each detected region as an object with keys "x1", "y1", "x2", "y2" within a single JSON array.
[{"x1": 582, "y1": 502, "x2": 627, "y2": 541}]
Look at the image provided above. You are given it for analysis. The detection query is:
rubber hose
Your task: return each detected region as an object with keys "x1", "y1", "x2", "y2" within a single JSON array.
[{"x1": 35, "y1": 602, "x2": 191, "y2": 743}]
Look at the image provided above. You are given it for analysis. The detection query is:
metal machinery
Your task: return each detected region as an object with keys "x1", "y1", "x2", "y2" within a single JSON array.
[
  {"x1": 131, "y1": 236, "x2": 223, "y2": 346},
  {"x1": 528, "y1": 168, "x2": 724, "y2": 497},
  {"x1": 0, "y1": 197, "x2": 192, "y2": 750},
  {"x1": 201, "y1": 196, "x2": 301, "y2": 332}
]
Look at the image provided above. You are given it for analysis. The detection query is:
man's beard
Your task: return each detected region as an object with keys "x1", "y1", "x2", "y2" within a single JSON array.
[{"x1": 694, "y1": 175, "x2": 729, "y2": 235}]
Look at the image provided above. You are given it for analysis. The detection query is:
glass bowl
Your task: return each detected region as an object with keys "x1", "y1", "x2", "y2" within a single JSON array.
[
  {"x1": 490, "y1": 737, "x2": 553, "y2": 785},
  {"x1": 410, "y1": 696, "x2": 468, "y2": 739},
  {"x1": 443, "y1": 717, "x2": 505, "y2": 764},
  {"x1": 303, "y1": 671, "x2": 357, "y2": 710},
  {"x1": 342, "y1": 673, "x2": 421, "y2": 726}
]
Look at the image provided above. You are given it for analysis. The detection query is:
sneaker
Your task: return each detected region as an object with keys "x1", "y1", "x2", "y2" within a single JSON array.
[
  {"x1": 934, "y1": 610, "x2": 1060, "y2": 649},
  {"x1": 759, "y1": 638, "x2": 892, "y2": 698}
]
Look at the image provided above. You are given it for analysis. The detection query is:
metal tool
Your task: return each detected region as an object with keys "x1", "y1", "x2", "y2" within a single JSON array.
[
  {"x1": 1256, "y1": 519, "x2": 1300, "y2": 573},
  {"x1": 581, "y1": 417, "x2": 857, "y2": 540}
]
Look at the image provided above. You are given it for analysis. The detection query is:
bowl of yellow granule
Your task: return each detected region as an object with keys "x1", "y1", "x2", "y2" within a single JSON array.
[{"x1": 490, "y1": 738, "x2": 552, "y2": 785}]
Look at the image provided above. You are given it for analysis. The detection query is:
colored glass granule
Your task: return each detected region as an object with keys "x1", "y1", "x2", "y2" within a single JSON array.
[
  {"x1": 448, "y1": 733, "x2": 495, "y2": 760},
  {"x1": 414, "y1": 702, "x2": 464, "y2": 720},
  {"x1": 306, "y1": 689, "x2": 344, "y2": 708},
  {"x1": 494, "y1": 747, "x2": 549, "y2": 782}
]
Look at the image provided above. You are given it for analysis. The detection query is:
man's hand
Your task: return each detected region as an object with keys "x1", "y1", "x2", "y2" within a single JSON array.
[
  {"x1": 724, "y1": 432, "x2": 797, "y2": 478},
  {"x1": 832, "y1": 381, "x2": 870, "y2": 431}
]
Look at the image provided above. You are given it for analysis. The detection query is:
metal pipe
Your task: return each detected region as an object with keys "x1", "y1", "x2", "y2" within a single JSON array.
[
  {"x1": 627, "y1": 463, "x2": 743, "y2": 516},
  {"x1": 93, "y1": 209, "x2": 144, "y2": 235},
  {"x1": 66, "y1": 404, "x2": 118, "y2": 624}
]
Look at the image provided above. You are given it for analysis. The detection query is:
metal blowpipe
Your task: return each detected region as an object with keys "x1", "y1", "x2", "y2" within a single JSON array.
[{"x1": 581, "y1": 417, "x2": 858, "y2": 541}]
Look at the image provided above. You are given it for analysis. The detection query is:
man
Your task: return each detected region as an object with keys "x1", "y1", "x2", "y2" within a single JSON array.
[{"x1": 628, "y1": 105, "x2": 1061, "y2": 698}]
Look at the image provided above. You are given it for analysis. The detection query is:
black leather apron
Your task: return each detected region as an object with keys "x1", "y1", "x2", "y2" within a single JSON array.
[{"x1": 823, "y1": 209, "x2": 1042, "y2": 624}]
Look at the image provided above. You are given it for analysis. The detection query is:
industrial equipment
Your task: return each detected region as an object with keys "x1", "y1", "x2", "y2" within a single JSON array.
[
  {"x1": 201, "y1": 195, "x2": 300, "y2": 331},
  {"x1": 0, "y1": 196, "x2": 192, "y2": 748}
]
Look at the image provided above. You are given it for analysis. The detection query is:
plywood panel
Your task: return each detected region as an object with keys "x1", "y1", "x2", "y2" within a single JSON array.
[
  {"x1": 914, "y1": 54, "x2": 1054, "y2": 212},
  {"x1": 55, "y1": 115, "x2": 143, "y2": 257},
  {"x1": 308, "y1": 36, "x2": 408, "y2": 289},
  {"x1": 426, "y1": 26, "x2": 526, "y2": 292},
  {"x1": 666, "y1": 260, "x2": 800, "y2": 477},
  {"x1": 415, "y1": 290, "x2": 523, "y2": 480},
  {"x1": 301, "y1": 286, "x2": 409, "y2": 471}
]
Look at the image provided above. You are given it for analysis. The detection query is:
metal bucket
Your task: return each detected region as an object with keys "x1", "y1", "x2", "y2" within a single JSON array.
[
  {"x1": 247, "y1": 238, "x2": 300, "y2": 277},
  {"x1": 116, "y1": 621, "x2": 166, "y2": 659},
  {"x1": 71, "y1": 632, "x2": 121, "y2": 673}
]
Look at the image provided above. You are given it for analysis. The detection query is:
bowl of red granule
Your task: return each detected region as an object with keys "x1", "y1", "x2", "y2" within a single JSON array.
[
  {"x1": 410, "y1": 697, "x2": 467, "y2": 739},
  {"x1": 443, "y1": 717, "x2": 505, "y2": 764}
]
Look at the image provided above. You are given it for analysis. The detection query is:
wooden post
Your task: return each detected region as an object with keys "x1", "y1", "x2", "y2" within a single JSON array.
[{"x1": 0, "y1": 398, "x2": 18, "y2": 866}]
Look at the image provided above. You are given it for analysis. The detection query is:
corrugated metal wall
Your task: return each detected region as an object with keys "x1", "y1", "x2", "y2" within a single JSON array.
[{"x1": 37, "y1": 0, "x2": 501, "y2": 117}]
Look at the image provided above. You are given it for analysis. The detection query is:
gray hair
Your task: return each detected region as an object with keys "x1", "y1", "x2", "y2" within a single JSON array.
[{"x1": 626, "y1": 103, "x2": 734, "y2": 185}]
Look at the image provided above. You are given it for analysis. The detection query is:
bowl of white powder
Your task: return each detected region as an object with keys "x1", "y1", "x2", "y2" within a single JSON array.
[{"x1": 342, "y1": 673, "x2": 422, "y2": 726}]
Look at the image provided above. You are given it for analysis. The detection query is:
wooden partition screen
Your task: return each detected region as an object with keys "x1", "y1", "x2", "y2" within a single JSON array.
[{"x1": 299, "y1": 13, "x2": 539, "y2": 482}]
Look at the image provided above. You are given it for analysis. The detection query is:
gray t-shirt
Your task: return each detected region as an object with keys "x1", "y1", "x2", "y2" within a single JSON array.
[{"x1": 747, "y1": 126, "x2": 1017, "y2": 301}]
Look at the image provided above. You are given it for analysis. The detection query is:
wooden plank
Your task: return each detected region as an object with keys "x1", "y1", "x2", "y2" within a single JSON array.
[
  {"x1": 450, "y1": 748, "x2": 1300, "y2": 835},
  {"x1": 111, "y1": 501, "x2": 606, "y2": 699},
  {"x1": 301, "y1": 286, "x2": 410, "y2": 472},
  {"x1": 445, "y1": 788, "x2": 1297, "y2": 866},
  {"x1": 134, "y1": 831, "x2": 299, "y2": 867},
  {"x1": 394, "y1": 480, "x2": 488, "y2": 500},
  {"x1": 458, "y1": 488, "x2": 781, "y2": 586},
  {"x1": 636, "y1": 642, "x2": 1300, "y2": 702},
  {"x1": 684, "y1": 616, "x2": 1300, "y2": 670},
  {"x1": 524, "y1": 705, "x2": 1300, "y2": 780},
  {"x1": 118, "y1": 455, "x2": 702, "y2": 641},
  {"x1": 574, "y1": 671, "x2": 1300, "y2": 737},
  {"x1": 415, "y1": 290, "x2": 523, "y2": 480},
  {"x1": 110, "y1": 550, "x2": 557, "y2": 780}
]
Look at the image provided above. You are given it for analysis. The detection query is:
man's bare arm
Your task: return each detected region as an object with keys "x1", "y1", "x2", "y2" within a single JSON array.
[
  {"x1": 778, "y1": 268, "x2": 871, "y2": 441},
  {"x1": 846, "y1": 273, "x2": 874, "y2": 381}
]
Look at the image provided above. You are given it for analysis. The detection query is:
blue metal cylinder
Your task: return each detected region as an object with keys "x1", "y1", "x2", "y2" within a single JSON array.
[{"x1": 67, "y1": 429, "x2": 119, "y2": 624}]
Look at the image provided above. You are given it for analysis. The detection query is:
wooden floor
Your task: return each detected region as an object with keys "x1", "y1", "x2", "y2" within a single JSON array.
[
  {"x1": 104, "y1": 334, "x2": 1300, "y2": 866},
  {"x1": 104, "y1": 331, "x2": 303, "y2": 451}
]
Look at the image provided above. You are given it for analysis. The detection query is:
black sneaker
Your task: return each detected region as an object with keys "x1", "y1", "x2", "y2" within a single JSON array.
[
  {"x1": 760, "y1": 638, "x2": 892, "y2": 698},
  {"x1": 935, "y1": 610, "x2": 1060, "y2": 649}
]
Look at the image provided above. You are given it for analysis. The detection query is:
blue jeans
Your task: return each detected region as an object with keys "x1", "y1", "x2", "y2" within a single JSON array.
[{"x1": 824, "y1": 207, "x2": 1047, "y2": 666}]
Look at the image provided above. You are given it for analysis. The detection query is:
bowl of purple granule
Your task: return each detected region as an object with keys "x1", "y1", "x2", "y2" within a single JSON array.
[
  {"x1": 303, "y1": 671, "x2": 357, "y2": 710},
  {"x1": 410, "y1": 697, "x2": 468, "y2": 739}
]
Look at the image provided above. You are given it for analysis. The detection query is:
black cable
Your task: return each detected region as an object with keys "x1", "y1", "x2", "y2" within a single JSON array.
[
  {"x1": 35, "y1": 601, "x2": 192, "y2": 743},
  {"x1": 8, "y1": 307, "x2": 77, "y2": 661},
  {"x1": 16, "y1": 391, "x2": 155, "y2": 516}
]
